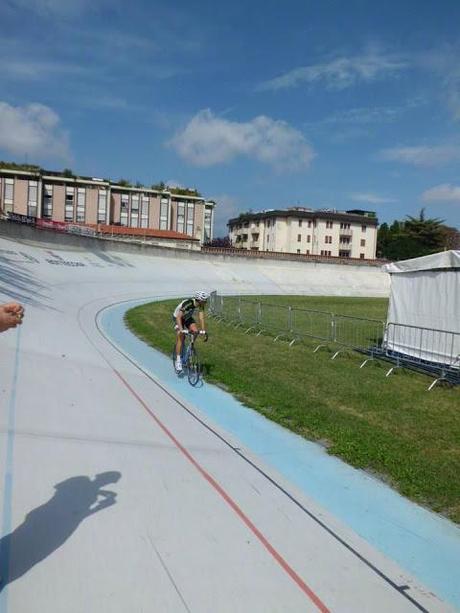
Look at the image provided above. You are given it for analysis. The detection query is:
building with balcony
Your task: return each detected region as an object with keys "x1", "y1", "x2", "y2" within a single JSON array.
[
  {"x1": 0, "y1": 165, "x2": 215, "y2": 245},
  {"x1": 228, "y1": 207, "x2": 378, "y2": 259}
]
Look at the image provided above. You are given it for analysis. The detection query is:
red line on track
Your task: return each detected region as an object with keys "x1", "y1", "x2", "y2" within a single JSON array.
[{"x1": 113, "y1": 367, "x2": 330, "y2": 613}]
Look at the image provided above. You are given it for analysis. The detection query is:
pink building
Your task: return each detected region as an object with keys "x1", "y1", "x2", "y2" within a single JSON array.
[{"x1": 0, "y1": 166, "x2": 215, "y2": 244}]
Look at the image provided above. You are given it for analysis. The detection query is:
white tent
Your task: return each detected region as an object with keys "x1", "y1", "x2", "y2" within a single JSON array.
[{"x1": 382, "y1": 250, "x2": 460, "y2": 366}]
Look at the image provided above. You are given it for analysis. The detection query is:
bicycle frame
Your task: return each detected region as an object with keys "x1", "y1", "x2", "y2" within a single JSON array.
[{"x1": 173, "y1": 330, "x2": 204, "y2": 386}]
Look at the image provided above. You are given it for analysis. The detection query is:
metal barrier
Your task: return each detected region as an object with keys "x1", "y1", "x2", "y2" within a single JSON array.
[
  {"x1": 382, "y1": 323, "x2": 460, "y2": 389},
  {"x1": 208, "y1": 293, "x2": 460, "y2": 390},
  {"x1": 332, "y1": 314, "x2": 385, "y2": 360}
]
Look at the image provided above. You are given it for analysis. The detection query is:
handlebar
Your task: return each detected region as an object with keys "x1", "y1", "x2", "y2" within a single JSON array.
[{"x1": 177, "y1": 329, "x2": 208, "y2": 341}]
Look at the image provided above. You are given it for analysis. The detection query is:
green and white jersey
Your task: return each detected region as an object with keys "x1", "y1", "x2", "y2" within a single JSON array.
[{"x1": 173, "y1": 298, "x2": 204, "y2": 320}]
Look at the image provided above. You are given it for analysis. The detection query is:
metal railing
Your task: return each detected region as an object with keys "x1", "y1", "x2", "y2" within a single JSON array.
[
  {"x1": 381, "y1": 323, "x2": 460, "y2": 389},
  {"x1": 209, "y1": 293, "x2": 384, "y2": 354},
  {"x1": 208, "y1": 292, "x2": 460, "y2": 390}
]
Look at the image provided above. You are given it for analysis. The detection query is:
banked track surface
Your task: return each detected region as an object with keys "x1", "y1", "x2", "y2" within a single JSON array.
[{"x1": 0, "y1": 234, "x2": 455, "y2": 612}]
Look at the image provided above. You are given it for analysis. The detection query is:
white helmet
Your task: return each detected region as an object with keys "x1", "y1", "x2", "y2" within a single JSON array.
[{"x1": 194, "y1": 290, "x2": 209, "y2": 302}]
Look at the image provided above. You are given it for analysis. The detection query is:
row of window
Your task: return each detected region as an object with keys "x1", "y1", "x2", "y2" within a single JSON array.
[
  {"x1": 1, "y1": 181, "x2": 200, "y2": 233},
  {"x1": 120, "y1": 193, "x2": 150, "y2": 228},
  {"x1": 234, "y1": 219, "x2": 368, "y2": 231}
]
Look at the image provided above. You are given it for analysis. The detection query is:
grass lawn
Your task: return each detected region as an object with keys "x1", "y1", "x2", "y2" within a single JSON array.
[{"x1": 125, "y1": 296, "x2": 460, "y2": 524}]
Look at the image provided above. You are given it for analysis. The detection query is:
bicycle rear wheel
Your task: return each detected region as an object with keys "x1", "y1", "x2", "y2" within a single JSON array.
[{"x1": 187, "y1": 347, "x2": 201, "y2": 386}]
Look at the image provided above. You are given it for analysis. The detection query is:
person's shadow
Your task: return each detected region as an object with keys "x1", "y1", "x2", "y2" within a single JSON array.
[{"x1": 0, "y1": 471, "x2": 121, "y2": 590}]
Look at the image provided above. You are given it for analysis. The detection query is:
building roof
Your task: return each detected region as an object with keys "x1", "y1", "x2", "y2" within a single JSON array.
[{"x1": 228, "y1": 208, "x2": 378, "y2": 226}]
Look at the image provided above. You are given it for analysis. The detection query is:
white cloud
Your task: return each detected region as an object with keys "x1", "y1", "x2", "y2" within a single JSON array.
[
  {"x1": 0, "y1": 101, "x2": 70, "y2": 160},
  {"x1": 258, "y1": 52, "x2": 407, "y2": 92},
  {"x1": 0, "y1": 58, "x2": 89, "y2": 81},
  {"x1": 379, "y1": 145, "x2": 460, "y2": 167},
  {"x1": 350, "y1": 192, "x2": 397, "y2": 205},
  {"x1": 417, "y1": 47, "x2": 460, "y2": 121},
  {"x1": 169, "y1": 109, "x2": 315, "y2": 171},
  {"x1": 8, "y1": 0, "x2": 115, "y2": 17},
  {"x1": 422, "y1": 184, "x2": 460, "y2": 204}
]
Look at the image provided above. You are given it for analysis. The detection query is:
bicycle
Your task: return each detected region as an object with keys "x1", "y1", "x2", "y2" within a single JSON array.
[{"x1": 173, "y1": 330, "x2": 207, "y2": 386}]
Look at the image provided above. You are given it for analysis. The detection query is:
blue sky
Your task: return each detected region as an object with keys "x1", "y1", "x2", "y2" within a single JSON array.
[{"x1": 1, "y1": 0, "x2": 460, "y2": 236}]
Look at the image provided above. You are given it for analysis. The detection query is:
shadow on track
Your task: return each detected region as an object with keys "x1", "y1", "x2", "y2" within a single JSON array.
[
  {"x1": 0, "y1": 471, "x2": 121, "y2": 590},
  {"x1": 0, "y1": 260, "x2": 55, "y2": 310}
]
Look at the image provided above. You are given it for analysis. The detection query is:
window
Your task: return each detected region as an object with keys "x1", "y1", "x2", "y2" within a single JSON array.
[
  {"x1": 98, "y1": 189, "x2": 107, "y2": 223},
  {"x1": 339, "y1": 250, "x2": 351, "y2": 258},
  {"x1": 340, "y1": 222, "x2": 351, "y2": 229},
  {"x1": 362, "y1": 225, "x2": 367, "y2": 232},
  {"x1": 298, "y1": 219, "x2": 302, "y2": 227},
  {"x1": 340, "y1": 237, "x2": 351, "y2": 244},
  {"x1": 65, "y1": 187, "x2": 74, "y2": 221},
  {"x1": 160, "y1": 197, "x2": 169, "y2": 230},
  {"x1": 360, "y1": 253, "x2": 365, "y2": 259},
  {"x1": 27, "y1": 180, "x2": 38, "y2": 217},
  {"x1": 176, "y1": 201, "x2": 185, "y2": 233},
  {"x1": 306, "y1": 235, "x2": 311, "y2": 243},
  {"x1": 297, "y1": 234, "x2": 301, "y2": 242},
  {"x1": 186, "y1": 202, "x2": 194, "y2": 236},
  {"x1": 4, "y1": 179, "x2": 14, "y2": 209},
  {"x1": 141, "y1": 196, "x2": 149, "y2": 228},
  {"x1": 297, "y1": 249, "x2": 300, "y2": 254},
  {"x1": 307, "y1": 220, "x2": 312, "y2": 228},
  {"x1": 120, "y1": 194, "x2": 129, "y2": 226},
  {"x1": 306, "y1": 249, "x2": 310, "y2": 255},
  {"x1": 43, "y1": 184, "x2": 53, "y2": 218},
  {"x1": 76, "y1": 187, "x2": 86, "y2": 222},
  {"x1": 321, "y1": 250, "x2": 331, "y2": 256},
  {"x1": 360, "y1": 239, "x2": 366, "y2": 247},
  {"x1": 326, "y1": 220, "x2": 333, "y2": 228},
  {"x1": 325, "y1": 235, "x2": 332, "y2": 244},
  {"x1": 131, "y1": 194, "x2": 139, "y2": 227},
  {"x1": 204, "y1": 207, "x2": 212, "y2": 242}
]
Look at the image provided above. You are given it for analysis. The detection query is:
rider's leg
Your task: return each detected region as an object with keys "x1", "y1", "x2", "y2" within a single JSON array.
[{"x1": 175, "y1": 317, "x2": 185, "y2": 370}]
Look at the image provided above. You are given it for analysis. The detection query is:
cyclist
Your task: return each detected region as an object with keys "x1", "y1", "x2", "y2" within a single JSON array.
[{"x1": 173, "y1": 290, "x2": 209, "y2": 372}]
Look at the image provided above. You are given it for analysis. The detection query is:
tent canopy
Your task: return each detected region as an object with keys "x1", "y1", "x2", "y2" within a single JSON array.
[
  {"x1": 382, "y1": 250, "x2": 460, "y2": 366},
  {"x1": 382, "y1": 249, "x2": 460, "y2": 274}
]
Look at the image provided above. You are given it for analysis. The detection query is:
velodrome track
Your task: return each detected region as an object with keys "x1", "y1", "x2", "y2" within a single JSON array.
[{"x1": 0, "y1": 229, "x2": 457, "y2": 612}]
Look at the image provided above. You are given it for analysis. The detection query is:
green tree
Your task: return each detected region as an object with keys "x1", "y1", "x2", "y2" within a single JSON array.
[
  {"x1": 379, "y1": 209, "x2": 449, "y2": 261},
  {"x1": 403, "y1": 208, "x2": 445, "y2": 256}
]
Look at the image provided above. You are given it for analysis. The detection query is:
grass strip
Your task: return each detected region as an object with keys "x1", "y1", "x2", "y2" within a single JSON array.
[{"x1": 125, "y1": 296, "x2": 460, "y2": 524}]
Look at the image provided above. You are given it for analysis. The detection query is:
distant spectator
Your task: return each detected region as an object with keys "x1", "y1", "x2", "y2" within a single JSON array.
[{"x1": 0, "y1": 302, "x2": 24, "y2": 333}]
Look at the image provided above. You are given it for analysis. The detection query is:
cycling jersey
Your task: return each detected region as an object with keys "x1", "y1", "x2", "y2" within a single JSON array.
[{"x1": 173, "y1": 298, "x2": 204, "y2": 323}]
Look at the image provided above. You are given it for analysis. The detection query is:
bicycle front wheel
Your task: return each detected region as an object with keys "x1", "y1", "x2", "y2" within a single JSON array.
[{"x1": 187, "y1": 348, "x2": 201, "y2": 386}]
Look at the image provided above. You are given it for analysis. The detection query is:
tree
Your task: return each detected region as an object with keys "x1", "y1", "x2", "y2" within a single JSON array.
[
  {"x1": 440, "y1": 225, "x2": 460, "y2": 250},
  {"x1": 378, "y1": 208, "x2": 453, "y2": 261},
  {"x1": 117, "y1": 178, "x2": 131, "y2": 187},
  {"x1": 205, "y1": 236, "x2": 231, "y2": 248},
  {"x1": 62, "y1": 168, "x2": 74, "y2": 177},
  {"x1": 404, "y1": 208, "x2": 445, "y2": 255}
]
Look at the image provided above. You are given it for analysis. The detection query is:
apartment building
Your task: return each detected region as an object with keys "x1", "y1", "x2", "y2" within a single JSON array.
[
  {"x1": 0, "y1": 166, "x2": 215, "y2": 244},
  {"x1": 228, "y1": 207, "x2": 378, "y2": 259}
]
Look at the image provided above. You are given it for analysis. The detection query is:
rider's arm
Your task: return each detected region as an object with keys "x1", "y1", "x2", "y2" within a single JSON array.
[{"x1": 176, "y1": 310, "x2": 184, "y2": 330}]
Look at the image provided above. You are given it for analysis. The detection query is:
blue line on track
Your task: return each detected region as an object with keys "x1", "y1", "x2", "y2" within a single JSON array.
[
  {"x1": 101, "y1": 299, "x2": 460, "y2": 609},
  {"x1": 0, "y1": 327, "x2": 21, "y2": 613}
]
